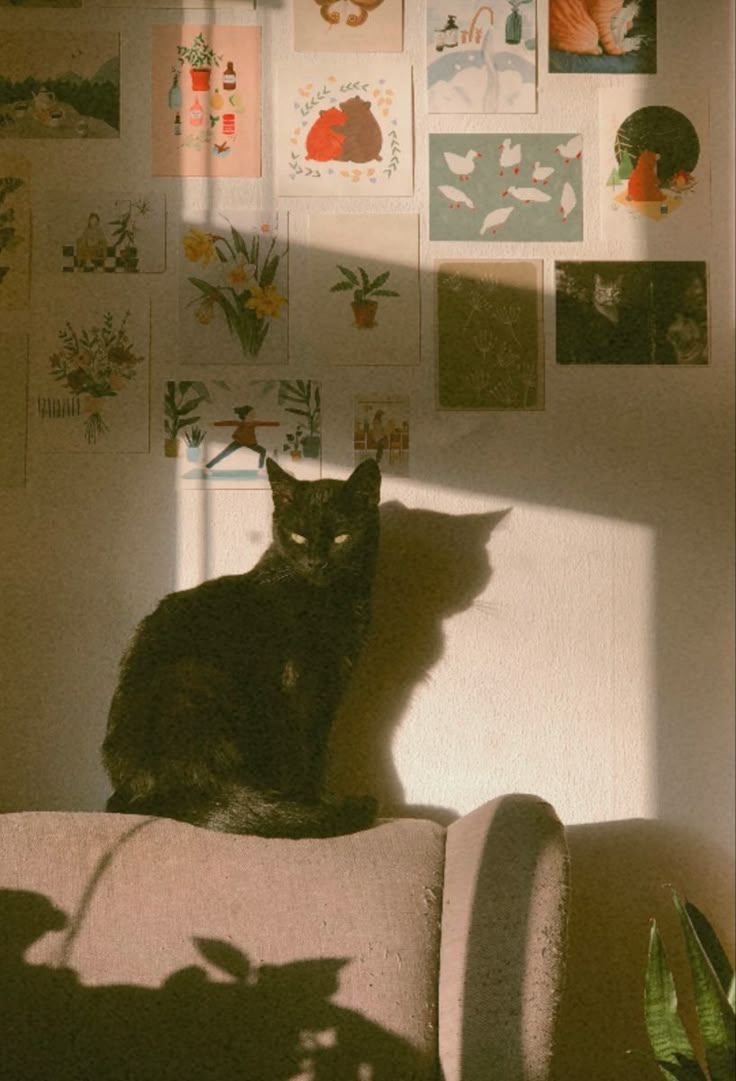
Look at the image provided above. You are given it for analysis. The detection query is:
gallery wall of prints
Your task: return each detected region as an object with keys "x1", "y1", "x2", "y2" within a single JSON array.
[{"x1": 0, "y1": 0, "x2": 724, "y2": 490}]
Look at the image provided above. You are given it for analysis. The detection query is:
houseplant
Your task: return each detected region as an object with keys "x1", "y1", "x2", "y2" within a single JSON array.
[
  {"x1": 282, "y1": 426, "x2": 304, "y2": 461},
  {"x1": 176, "y1": 32, "x2": 223, "y2": 91},
  {"x1": 276, "y1": 381, "x2": 320, "y2": 459},
  {"x1": 164, "y1": 380, "x2": 213, "y2": 458},
  {"x1": 184, "y1": 425, "x2": 206, "y2": 461},
  {"x1": 182, "y1": 221, "x2": 287, "y2": 358},
  {"x1": 632, "y1": 890, "x2": 734, "y2": 1081},
  {"x1": 107, "y1": 198, "x2": 150, "y2": 273},
  {"x1": 329, "y1": 265, "x2": 399, "y2": 329}
]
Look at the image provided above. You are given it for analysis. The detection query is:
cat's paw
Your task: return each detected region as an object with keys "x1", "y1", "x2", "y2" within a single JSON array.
[
  {"x1": 621, "y1": 35, "x2": 643, "y2": 53},
  {"x1": 335, "y1": 794, "x2": 378, "y2": 833}
]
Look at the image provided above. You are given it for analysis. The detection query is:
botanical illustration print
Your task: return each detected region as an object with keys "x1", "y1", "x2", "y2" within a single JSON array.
[
  {"x1": 277, "y1": 62, "x2": 413, "y2": 195},
  {"x1": 0, "y1": 159, "x2": 30, "y2": 309},
  {"x1": 42, "y1": 192, "x2": 166, "y2": 274},
  {"x1": 164, "y1": 378, "x2": 321, "y2": 489},
  {"x1": 436, "y1": 260, "x2": 544, "y2": 410},
  {"x1": 0, "y1": 32, "x2": 119, "y2": 139},
  {"x1": 549, "y1": 0, "x2": 656, "y2": 73},
  {"x1": 0, "y1": 333, "x2": 28, "y2": 488},
  {"x1": 429, "y1": 133, "x2": 583, "y2": 241},
  {"x1": 295, "y1": 0, "x2": 403, "y2": 52},
  {"x1": 427, "y1": 0, "x2": 537, "y2": 114},
  {"x1": 179, "y1": 213, "x2": 288, "y2": 365},
  {"x1": 599, "y1": 90, "x2": 709, "y2": 237},
  {"x1": 151, "y1": 26, "x2": 261, "y2": 178},
  {"x1": 32, "y1": 301, "x2": 150, "y2": 452},
  {"x1": 293, "y1": 213, "x2": 419, "y2": 366},
  {"x1": 354, "y1": 396, "x2": 410, "y2": 476},
  {"x1": 555, "y1": 261, "x2": 708, "y2": 365}
]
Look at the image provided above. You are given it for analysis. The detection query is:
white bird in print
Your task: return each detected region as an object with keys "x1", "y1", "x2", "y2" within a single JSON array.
[
  {"x1": 498, "y1": 137, "x2": 522, "y2": 176},
  {"x1": 443, "y1": 148, "x2": 483, "y2": 181},
  {"x1": 480, "y1": 206, "x2": 515, "y2": 236},
  {"x1": 438, "y1": 184, "x2": 475, "y2": 209},
  {"x1": 558, "y1": 181, "x2": 577, "y2": 222},
  {"x1": 532, "y1": 161, "x2": 555, "y2": 185},
  {"x1": 553, "y1": 135, "x2": 583, "y2": 163},
  {"x1": 501, "y1": 185, "x2": 551, "y2": 203}
]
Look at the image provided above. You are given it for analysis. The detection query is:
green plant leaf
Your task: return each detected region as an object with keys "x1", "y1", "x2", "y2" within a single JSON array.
[
  {"x1": 330, "y1": 281, "x2": 354, "y2": 293},
  {"x1": 371, "y1": 289, "x2": 400, "y2": 298},
  {"x1": 685, "y1": 902, "x2": 735, "y2": 1004},
  {"x1": 336, "y1": 265, "x2": 359, "y2": 286},
  {"x1": 368, "y1": 270, "x2": 391, "y2": 291},
  {"x1": 674, "y1": 894, "x2": 736, "y2": 1081},
  {"x1": 644, "y1": 920, "x2": 707, "y2": 1081},
  {"x1": 358, "y1": 266, "x2": 370, "y2": 291}
]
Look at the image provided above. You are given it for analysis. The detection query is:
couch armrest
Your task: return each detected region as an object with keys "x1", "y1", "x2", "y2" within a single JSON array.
[{"x1": 439, "y1": 794, "x2": 570, "y2": 1081}]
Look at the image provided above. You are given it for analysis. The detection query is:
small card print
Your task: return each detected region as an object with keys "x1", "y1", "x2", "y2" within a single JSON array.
[
  {"x1": 555, "y1": 261, "x2": 708, "y2": 365},
  {"x1": 549, "y1": 0, "x2": 656, "y2": 74},
  {"x1": 0, "y1": 32, "x2": 120, "y2": 139},
  {"x1": 353, "y1": 396, "x2": 410, "y2": 476},
  {"x1": 0, "y1": 159, "x2": 31, "y2": 310},
  {"x1": 599, "y1": 88, "x2": 709, "y2": 239},
  {"x1": 178, "y1": 212, "x2": 288, "y2": 366},
  {"x1": 294, "y1": 214, "x2": 419, "y2": 366},
  {"x1": 31, "y1": 299, "x2": 150, "y2": 452},
  {"x1": 430, "y1": 133, "x2": 583, "y2": 241},
  {"x1": 152, "y1": 25, "x2": 260, "y2": 178},
  {"x1": 427, "y1": 0, "x2": 537, "y2": 114},
  {"x1": 295, "y1": 0, "x2": 403, "y2": 52},
  {"x1": 41, "y1": 192, "x2": 166, "y2": 275},
  {"x1": 0, "y1": 333, "x2": 28, "y2": 487},
  {"x1": 164, "y1": 378, "x2": 322, "y2": 489},
  {"x1": 436, "y1": 260, "x2": 544, "y2": 409},
  {"x1": 277, "y1": 62, "x2": 413, "y2": 196}
]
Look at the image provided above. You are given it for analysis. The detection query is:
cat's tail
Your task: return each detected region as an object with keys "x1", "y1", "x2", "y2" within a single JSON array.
[{"x1": 105, "y1": 785, "x2": 378, "y2": 840}]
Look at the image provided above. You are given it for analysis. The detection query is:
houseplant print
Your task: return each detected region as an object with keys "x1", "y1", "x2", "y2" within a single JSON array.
[{"x1": 180, "y1": 213, "x2": 288, "y2": 364}]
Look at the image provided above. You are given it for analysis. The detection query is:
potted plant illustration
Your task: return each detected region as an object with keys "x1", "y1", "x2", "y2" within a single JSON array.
[
  {"x1": 182, "y1": 221, "x2": 287, "y2": 359},
  {"x1": 329, "y1": 265, "x2": 399, "y2": 329},
  {"x1": 277, "y1": 381, "x2": 321, "y2": 459},
  {"x1": 283, "y1": 426, "x2": 304, "y2": 461},
  {"x1": 108, "y1": 198, "x2": 150, "y2": 273},
  {"x1": 176, "y1": 32, "x2": 223, "y2": 91},
  {"x1": 184, "y1": 425, "x2": 206, "y2": 462},
  {"x1": 164, "y1": 380, "x2": 213, "y2": 458},
  {"x1": 505, "y1": 0, "x2": 533, "y2": 45}
]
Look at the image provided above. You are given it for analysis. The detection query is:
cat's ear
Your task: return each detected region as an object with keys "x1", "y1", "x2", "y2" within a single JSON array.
[
  {"x1": 266, "y1": 458, "x2": 298, "y2": 506},
  {"x1": 344, "y1": 458, "x2": 381, "y2": 506}
]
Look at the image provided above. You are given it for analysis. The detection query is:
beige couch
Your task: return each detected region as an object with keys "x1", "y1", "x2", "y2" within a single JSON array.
[{"x1": 0, "y1": 794, "x2": 568, "y2": 1081}]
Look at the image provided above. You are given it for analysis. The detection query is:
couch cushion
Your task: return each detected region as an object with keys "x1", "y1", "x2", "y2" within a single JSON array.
[{"x1": 0, "y1": 811, "x2": 445, "y2": 1080}]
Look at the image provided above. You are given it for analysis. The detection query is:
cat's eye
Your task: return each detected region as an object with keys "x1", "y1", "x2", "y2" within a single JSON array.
[
  {"x1": 334, "y1": 533, "x2": 350, "y2": 545},
  {"x1": 290, "y1": 532, "x2": 307, "y2": 545}
]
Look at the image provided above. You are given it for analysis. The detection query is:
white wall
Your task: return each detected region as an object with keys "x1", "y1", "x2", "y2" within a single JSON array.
[{"x1": 1, "y1": 2, "x2": 733, "y2": 1078}]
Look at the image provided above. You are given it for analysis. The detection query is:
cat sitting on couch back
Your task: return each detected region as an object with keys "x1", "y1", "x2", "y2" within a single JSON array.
[{"x1": 103, "y1": 458, "x2": 381, "y2": 839}]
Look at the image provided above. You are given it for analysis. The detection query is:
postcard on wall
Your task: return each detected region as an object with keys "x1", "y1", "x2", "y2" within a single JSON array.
[
  {"x1": 354, "y1": 395, "x2": 410, "y2": 476},
  {"x1": 599, "y1": 88, "x2": 709, "y2": 238},
  {"x1": 295, "y1": 0, "x2": 403, "y2": 52},
  {"x1": 164, "y1": 377, "x2": 322, "y2": 489},
  {"x1": 0, "y1": 32, "x2": 119, "y2": 139},
  {"x1": 276, "y1": 61, "x2": 413, "y2": 196},
  {"x1": 40, "y1": 192, "x2": 166, "y2": 275},
  {"x1": 0, "y1": 333, "x2": 28, "y2": 487},
  {"x1": 151, "y1": 25, "x2": 261, "y2": 179},
  {"x1": 555, "y1": 261, "x2": 708, "y2": 365},
  {"x1": 429, "y1": 133, "x2": 583, "y2": 242},
  {"x1": 549, "y1": 0, "x2": 656, "y2": 73},
  {"x1": 0, "y1": 159, "x2": 31, "y2": 310},
  {"x1": 30, "y1": 298, "x2": 150, "y2": 452},
  {"x1": 295, "y1": 214, "x2": 419, "y2": 366},
  {"x1": 436, "y1": 260, "x2": 544, "y2": 410},
  {"x1": 178, "y1": 211, "x2": 288, "y2": 366},
  {"x1": 427, "y1": 0, "x2": 537, "y2": 114}
]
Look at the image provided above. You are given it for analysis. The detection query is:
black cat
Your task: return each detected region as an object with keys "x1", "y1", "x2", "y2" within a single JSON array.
[{"x1": 102, "y1": 458, "x2": 381, "y2": 839}]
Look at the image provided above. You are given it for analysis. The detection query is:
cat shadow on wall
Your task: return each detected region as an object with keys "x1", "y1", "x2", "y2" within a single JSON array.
[
  {"x1": 0, "y1": 888, "x2": 428, "y2": 1080},
  {"x1": 328, "y1": 501, "x2": 509, "y2": 823}
]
